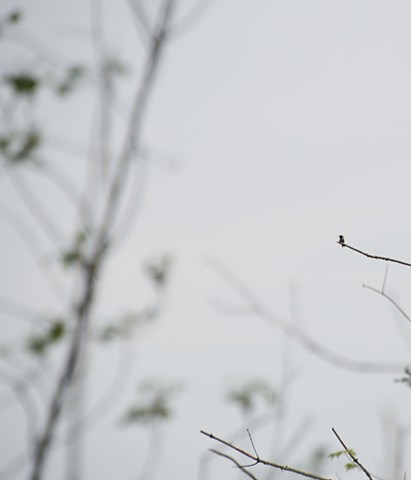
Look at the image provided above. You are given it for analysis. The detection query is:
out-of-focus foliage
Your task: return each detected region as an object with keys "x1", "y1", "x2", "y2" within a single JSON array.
[
  {"x1": 307, "y1": 446, "x2": 327, "y2": 473},
  {"x1": 100, "y1": 254, "x2": 171, "y2": 341},
  {"x1": 60, "y1": 231, "x2": 88, "y2": 269},
  {"x1": 226, "y1": 379, "x2": 277, "y2": 415},
  {"x1": 122, "y1": 381, "x2": 182, "y2": 425},
  {"x1": 396, "y1": 367, "x2": 411, "y2": 388},
  {"x1": 4, "y1": 72, "x2": 39, "y2": 97},
  {"x1": 0, "y1": 9, "x2": 22, "y2": 36},
  {"x1": 0, "y1": 128, "x2": 42, "y2": 164},
  {"x1": 100, "y1": 311, "x2": 148, "y2": 342},
  {"x1": 145, "y1": 254, "x2": 172, "y2": 290},
  {"x1": 329, "y1": 449, "x2": 358, "y2": 472},
  {"x1": 56, "y1": 65, "x2": 86, "y2": 96},
  {"x1": 27, "y1": 319, "x2": 66, "y2": 356},
  {"x1": 104, "y1": 57, "x2": 128, "y2": 77}
]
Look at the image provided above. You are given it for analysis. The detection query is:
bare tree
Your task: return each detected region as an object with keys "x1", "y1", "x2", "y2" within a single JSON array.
[
  {"x1": 0, "y1": 1, "x2": 201, "y2": 478},
  {"x1": 201, "y1": 235, "x2": 411, "y2": 480}
]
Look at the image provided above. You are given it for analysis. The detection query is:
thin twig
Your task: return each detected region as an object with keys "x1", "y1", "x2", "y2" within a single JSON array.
[
  {"x1": 5, "y1": 167, "x2": 63, "y2": 248},
  {"x1": 0, "y1": 204, "x2": 66, "y2": 302},
  {"x1": 128, "y1": 0, "x2": 152, "y2": 44},
  {"x1": 247, "y1": 429, "x2": 259, "y2": 458},
  {"x1": 200, "y1": 430, "x2": 334, "y2": 480},
  {"x1": 90, "y1": 0, "x2": 112, "y2": 186},
  {"x1": 209, "y1": 449, "x2": 260, "y2": 480},
  {"x1": 331, "y1": 428, "x2": 373, "y2": 480},
  {"x1": 363, "y1": 285, "x2": 411, "y2": 324},
  {"x1": 382, "y1": 264, "x2": 389, "y2": 294},
  {"x1": 95, "y1": 0, "x2": 176, "y2": 253},
  {"x1": 168, "y1": 0, "x2": 212, "y2": 36},
  {"x1": 337, "y1": 237, "x2": 411, "y2": 269}
]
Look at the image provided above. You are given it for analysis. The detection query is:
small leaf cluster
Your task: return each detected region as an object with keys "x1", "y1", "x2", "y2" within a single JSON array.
[
  {"x1": 0, "y1": 9, "x2": 22, "y2": 36},
  {"x1": 100, "y1": 312, "x2": 147, "y2": 342},
  {"x1": 0, "y1": 128, "x2": 41, "y2": 164},
  {"x1": 329, "y1": 449, "x2": 358, "y2": 472},
  {"x1": 27, "y1": 319, "x2": 66, "y2": 356},
  {"x1": 144, "y1": 254, "x2": 172, "y2": 289},
  {"x1": 122, "y1": 381, "x2": 182, "y2": 425},
  {"x1": 4, "y1": 73, "x2": 39, "y2": 97},
  {"x1": 56, "y1": 65, "x2": 86, "y2": 96},
  {"x1": 395, "y1": 367, "x2": 411, "y2": 388},
  {"x1": 226, "y1": 379, "x2": 277, "y2": 415},
  {"x1": 61, "y1": 231, "x2": 88, "y2": 269}
]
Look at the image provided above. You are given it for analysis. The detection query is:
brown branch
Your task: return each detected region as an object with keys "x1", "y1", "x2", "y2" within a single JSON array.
[
  {"x1": 331, "y1": 428, "x2": 373, "y2": 480},
  {"x1": 337, "y1": 236, "x2": 411, "y2": 269},
  {"x1": 209, "y1": 449, "x2": 260, "y2": 480},
  {"x1": 200, "y1": 430, "x2": 334, "y2": 480}
]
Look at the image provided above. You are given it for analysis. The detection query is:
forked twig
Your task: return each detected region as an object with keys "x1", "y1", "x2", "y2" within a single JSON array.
[
  {"x1": 363, "y1": 284, "x2": 411, "y2": 324},
  {"x1": 209, "y1": 449, "x2": 259, "y2": 480},
  {"x1": 207, "y1": 257, "x2": 407, "y2": 373}
]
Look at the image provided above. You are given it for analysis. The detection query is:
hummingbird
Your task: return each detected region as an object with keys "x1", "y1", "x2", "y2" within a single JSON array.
[{"x1": 338, "y1": 234, "x2": 345, "y2": 245}]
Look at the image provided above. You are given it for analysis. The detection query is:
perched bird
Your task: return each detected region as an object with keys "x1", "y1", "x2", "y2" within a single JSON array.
[{"x1": 338, "y1": 234, "x2": 345, "y2": 245}]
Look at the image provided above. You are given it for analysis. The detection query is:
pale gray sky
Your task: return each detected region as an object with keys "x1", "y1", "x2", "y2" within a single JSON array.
[{"x1": 1, "y1": 1, "x2": 411, "y2": 479}]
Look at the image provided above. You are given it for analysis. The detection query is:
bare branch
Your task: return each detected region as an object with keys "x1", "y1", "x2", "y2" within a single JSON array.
[
  {"x1": 331, "y1": 428, "x2": 373, "y2": 480},
  {"x1": 95, "y1": 0, "x2": 176, "y2": 251},
  {"x1": 337, "y1": 236, "x2": 411, "y2": 269},
  {"x1": 0, "y1": 204, "x2": 66, "y2": 302},
  {"x1": 363, "y1": 284, "x2": 411, "y2": 324},
  {"x1": 60, "y1": 344, "x2": 133, "y2": 444},
  {"x1": 129, "y1": 0, "x2": 152, "y2": 44},
  {"x1": 200, "y1": 430, "x2": 334, "y2": 480},
  {"x1": 207, "y1": 257, "x2": 407, "y2": 373},
  {"x1": 5, "y1": 167, "x2": 63, "y2": 248},
  {"x1": 168, "y1": 0, "x2": 212, "y2": 36},
  {"x1": 28, "y1": 162, "x2": 92, "y2": 232},
  {"x1": 209, "y1": 449, "x2": 260, "y2": 480},
  {"x1": 0, "y1": 450, "x2": 27, "y2": 479},
  {"x1": 90, "y1": 0, "x2": 113, "y2": 185},
  {"x1": 29, "y1": 3, "x2": 176, "y2": 478}
]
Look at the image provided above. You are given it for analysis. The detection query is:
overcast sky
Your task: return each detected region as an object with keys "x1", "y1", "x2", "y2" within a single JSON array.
[{"x1": 1, "y1": 1, "x2": 411, "y2": 479}]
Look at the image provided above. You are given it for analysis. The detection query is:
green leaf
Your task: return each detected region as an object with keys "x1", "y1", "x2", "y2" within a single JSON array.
[
  {"x1": 105, "y1": 57, "x2": 128, "y2": 76},
  {"x1": 122, "y1": 381, "x2": 182, "y2": 426},
  {"x1": 27, "y1": 319, "x2": 66, "y2": 356},
  {"x1": 226, "y1": 379, "x2": 277, "y2": 414},
  {"x1": 8, "y1": 10, "x2": 22, "y2": 24},
  {"x1": 329, "y1": 449, "x2": 356, "y2": 459},
  {"x1": 49, "y1": 321, "x2": 65, "y2": 341},
  {"x1": 60, "y1": 231, "x2": 88, "y2": 268},
  {"x1": 145, "y1": 254, "x2": 172, "y2": 289},
  {"x1": 100, "y1": 312, "x2": 145, "y2": 342},
  {"x1": 61, "y1": 250, "x2": 82, "y2": 268},
  {"x1": 13, "y1": 129, "x2": 41, "y2": 162},
  {"x1": 56, "y1": 65, "x2": 86, "y2": 96},
  {"x1": 345, "y1": 463, "x2": 357, "y2": 471},
  {"x1": 0, "y1": 128, "x2": 42, "y2": 164},
  {"x1": 4, "y1": 73, "x2": 39, "y2": 97}
]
